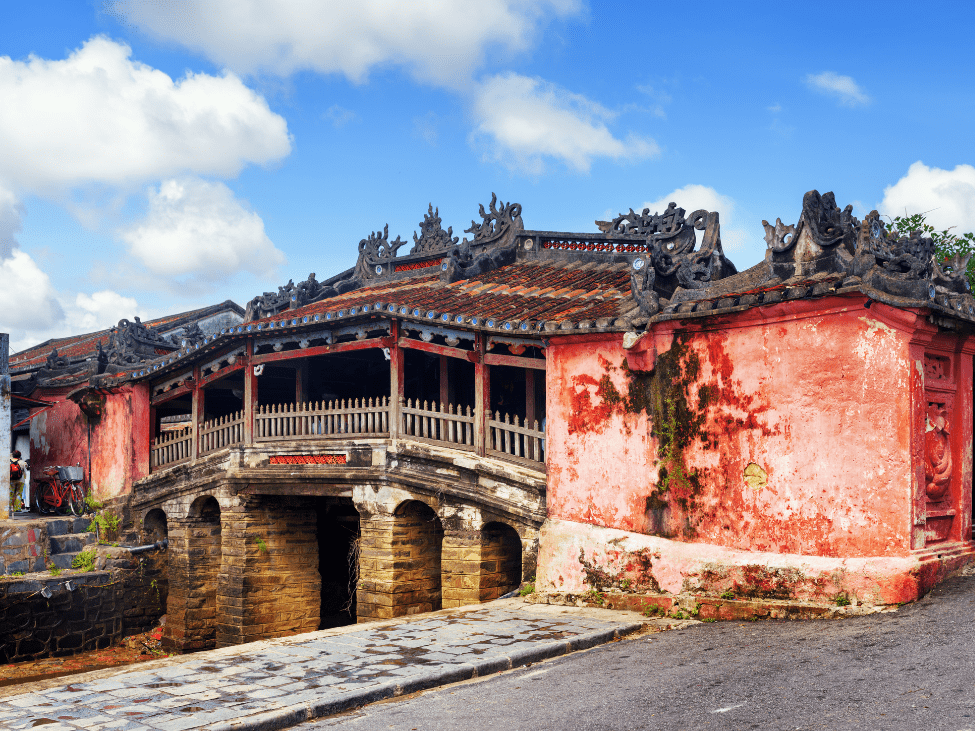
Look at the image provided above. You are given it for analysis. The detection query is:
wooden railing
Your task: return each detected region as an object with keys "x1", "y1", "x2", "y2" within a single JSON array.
[
  {"x1": 255, "y1": 398, "x2": 390, "y2": 441},
  {"x1": 401, "y1": 399, "x2": 475, "y2": 451},
  {"x1": 199, "y1": 410, "x2": 245, "y2": 456},
  {"x1": 487, "y1": 412, "x2": 545, "y2": 465},
  {"x1": 150, "y1": 399, "x2": 545, "y2": 472},
  {"x1": 151, "y1": 427, "x2": 194, "y2": 471}
]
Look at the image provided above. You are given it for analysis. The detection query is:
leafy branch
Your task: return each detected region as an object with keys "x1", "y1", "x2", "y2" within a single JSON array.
[{"x1": 885, "y1": 212, "x2": 975, "y2": 288}]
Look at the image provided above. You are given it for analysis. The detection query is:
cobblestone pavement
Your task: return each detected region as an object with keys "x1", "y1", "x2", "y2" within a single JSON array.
[{"x1": 0, "y1": 600, "x2": 642, "y2": 731}]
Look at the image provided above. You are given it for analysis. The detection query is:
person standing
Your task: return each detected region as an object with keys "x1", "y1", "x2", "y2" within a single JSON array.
[{"x1": 9, "y1": 450, "x2": 25, "y2": 513}]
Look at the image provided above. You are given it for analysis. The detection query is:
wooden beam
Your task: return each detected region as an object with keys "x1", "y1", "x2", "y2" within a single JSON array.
[
  {"x1": 198, "y1": 361, "x2": 245, "y2": 388},
  {"x1": 252, "y1": 336, "x2": 393, "y2": 364},
  {"x1": 389, "y1": 321, "x2": 403, "y2": 439},
  {"x1": 483, "y1": 353, "x2": 547, "y2": 370},
  {"x1": 397, "y1": 337, "x2": 479, "y2": 363},
  {"x1": 150, "y1": 384, "x2": 193, "y2": 406}
]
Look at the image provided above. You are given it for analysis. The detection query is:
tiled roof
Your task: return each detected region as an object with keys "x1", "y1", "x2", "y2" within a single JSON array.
[
  {"x1": 248, "y1": 261, "x2": 632, "y2": 330},
  {"x1": 11, "y1": 301, "x2": 242, "y2": 373}
]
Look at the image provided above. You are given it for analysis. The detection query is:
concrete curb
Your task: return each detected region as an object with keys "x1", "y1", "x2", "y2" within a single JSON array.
[{"x1": 208, "y1": 622, "x2": 643, "y2": 731}]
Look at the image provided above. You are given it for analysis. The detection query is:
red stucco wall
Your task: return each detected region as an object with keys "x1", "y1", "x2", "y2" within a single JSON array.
[
  {"x1": 546, "y1": 296, "x2": 972, "y2": 560},
  {"x1": 30, "y1": 384, "x2": 151, "y2": 500}
]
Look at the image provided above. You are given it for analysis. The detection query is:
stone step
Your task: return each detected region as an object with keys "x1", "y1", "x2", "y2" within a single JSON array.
[
  {"x1": 49, "y1": 532, "x2": 97, "y2": 555},
  {"x1": 50, "y1": 551, "x2": 96, "y2": 571},
  {"x1": 45, "y1": 517, "x2": 92, "y2": 537}
]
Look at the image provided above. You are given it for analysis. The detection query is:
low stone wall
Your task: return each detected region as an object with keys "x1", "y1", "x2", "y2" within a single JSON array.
[
  {"x1": 0, "y1": 547, "x2": 167, "y2": 664},
  {"x1": 0, "y1": 524, "x2": 49, "y2": 575}
]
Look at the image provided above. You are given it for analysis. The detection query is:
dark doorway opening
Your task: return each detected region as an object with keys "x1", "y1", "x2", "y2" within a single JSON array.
[{"x1": 314, "y1": 497, "x2": 360, "y2": 629}]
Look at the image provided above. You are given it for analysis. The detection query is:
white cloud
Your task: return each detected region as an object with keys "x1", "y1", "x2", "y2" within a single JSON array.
[
  {"x1": 110, "y1": 0, "x2": 582, "y2": 88},
  {"x1": 0, "y1": 250, "x2": 66, "y2": 346},
  {"x1": 472, "y1": 72, "x2": 658, "y2": 174},
  {"x1": 0, "y1": 36, "x2": 292, "y2": 193},
  {"x1": 120, "y1": 177, "x2": 286, "y2": 282},
  {"x1": 803, "y1": 71, "x2": 870, "y2": 107},
  {"x1": 638, "y1": 184, "x2": 751, "y2": 255},
  {"x1": 880, "y1": 162, "x2": 975, "y2": 234},
  {"x1": 72, "y1": 290, "x2": 141, "y2": 333},
  {"x1": 0, "y1": 184, "x2": 24, "y2": 259}
]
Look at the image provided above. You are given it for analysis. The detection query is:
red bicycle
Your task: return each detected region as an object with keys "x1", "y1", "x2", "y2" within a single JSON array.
[{"x1": 34, "y1": 465, "x2": 86, "y2": 516}]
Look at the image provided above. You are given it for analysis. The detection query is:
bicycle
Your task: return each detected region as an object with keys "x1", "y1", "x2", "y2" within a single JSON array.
[{"x1": 33, "y1": 465, "x2": 86, "y2": 516}]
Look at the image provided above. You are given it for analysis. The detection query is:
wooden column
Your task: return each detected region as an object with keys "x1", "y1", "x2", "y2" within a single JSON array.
[
  {"x1": 389, "y1": 320, "x2": 404, "y2": 438},
  {"x1": 474, "y1": 334, "x2": 489, "y2": 456},
  {"x1": 243, "y1": 340, "x2": 256, "y2": 444},
  {"x1": 190, "y1": 364, "x2": 203, "y2": 461},
  {"x1": 526, "y1": 369, "x2": 539, "y2": 461},
  {"x1": 295, "y1": 359, "x2": 309, "y2": 405},
  {"x1": 148, "y1": 406, "x2": 157, "y2": 443},
  {"x1": 439, "y1": 355, "x2": 449, "y2": 407}
]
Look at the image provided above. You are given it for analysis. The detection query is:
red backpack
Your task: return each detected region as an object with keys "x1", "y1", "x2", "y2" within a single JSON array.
[{"x1": 10, "y1": 461, "x2": 23, "y2": 481}]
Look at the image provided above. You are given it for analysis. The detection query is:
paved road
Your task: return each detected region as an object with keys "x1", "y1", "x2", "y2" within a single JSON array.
[
  {"x1": 0, "y1": 601, "x2": 641, "y2": 731},
  {"x1": 307, "y1": 570, "x2": 975, "y2": 731}
]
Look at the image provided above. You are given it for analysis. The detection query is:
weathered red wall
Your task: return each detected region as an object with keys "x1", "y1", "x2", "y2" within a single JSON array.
[
  {"x1": 30, "y1": 384, "x2": 151, "y2": 500},
  {"x1": 546, "y1": 295, "x2": 972, "y2": 560}
]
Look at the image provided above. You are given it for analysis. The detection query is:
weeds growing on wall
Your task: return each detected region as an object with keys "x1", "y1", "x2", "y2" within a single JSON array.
[
  {"x1": 88, "y1": 507, "x2": 121, "y2": 544},
  {"x1": 71, "y1": 549, "x2": 96, "y2": 572}
]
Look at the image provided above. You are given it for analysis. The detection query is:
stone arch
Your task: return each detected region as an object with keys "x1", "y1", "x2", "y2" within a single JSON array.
[
  {"x1": 142, "y1": 508, "x2": 168, "y2": 543},
  {"x1": 140, "y1": 507, "x2": 170, "y2": 628},
  {"x1": 174, "y1": 494, "x2": 223, "y2": 651},
  {"x1": 390, "y1": 499, "x2": 444, "y2": 616},
  {"x1": 188, "y1": 494, "x2": 222, "y2": 519},
  {"x1": 479, "y1": 521, "x2": 523, "y2": 601}
]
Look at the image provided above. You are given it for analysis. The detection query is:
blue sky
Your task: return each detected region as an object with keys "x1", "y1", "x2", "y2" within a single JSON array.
[{"x1": 2, "y1": 0, "x2": 974, "y2": 351}]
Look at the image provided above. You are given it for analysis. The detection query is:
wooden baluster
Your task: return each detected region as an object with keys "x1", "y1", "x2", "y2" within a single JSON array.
[{"x1": 515, "y1": 415, "x2": 522, "y2": 458}]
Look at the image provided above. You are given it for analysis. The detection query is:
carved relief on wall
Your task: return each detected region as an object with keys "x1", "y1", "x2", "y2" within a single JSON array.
[
  {"x1": 924, "y1": 354, "x2": 950, "y2": 382},
  {"x1": 924, "y1": 401, "x2": 952, "y2": 502}
]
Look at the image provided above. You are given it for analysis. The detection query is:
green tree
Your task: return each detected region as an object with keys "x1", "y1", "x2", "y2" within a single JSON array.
[{"x1": 885, "y1": 212, "x2": 975, "y2": 290}]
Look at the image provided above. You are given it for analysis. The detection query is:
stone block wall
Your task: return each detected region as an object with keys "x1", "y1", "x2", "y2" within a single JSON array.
[
  {"x1": 358, "y1": 503, "x2": 443, "y2": 621},
  {"x1": 164, "y1": 513, "x2": 221, "y2": 652},
  {"x1": 216, "y1": 497, "x2": 320, "y2": 647},
  {"x1": 0, "y1": 524, "x2": 47, "y2": 575},
  {"x1": 479, "y1": 524, "x2": 522, "y2": 602},
  {"x1": 441, "y1": 530, "x2": 481, "y2": 608},
  {"x1": 0, "y1": 557, "x2": 166, "y2": 664}
]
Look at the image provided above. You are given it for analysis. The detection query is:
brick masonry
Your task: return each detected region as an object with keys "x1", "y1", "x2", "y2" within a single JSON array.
[
  {"x1": 0, "y1": 555, "x2": 166, "y2": 664},
  {"x1": 357, "y1": 502, "x2": 444, "y2": 621},
  {"x1": 217, "y1": 496, "x2": 321, "y2": 647}
]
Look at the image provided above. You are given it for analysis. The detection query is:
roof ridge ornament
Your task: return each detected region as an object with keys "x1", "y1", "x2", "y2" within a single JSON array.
[
  {"x1": 765, "y1": 190, "x2": 860, "y2": 279},
  {"x1": 762, "y1": 190, "x2": 975, "y2": 311},
  {"x1": 601, "y1": 201, "x2": 736, "y2": 302},
  {"x1": 355, "y1": 224, "x2": 407, "y2": 281},
  {"x1": 411, "y1": 204, "x2": 459, "y2": 255},
  {"x1": 596, "y1": 202, "x2": 685, "y2": 238},
  {"x1": 464, "y1": 193, "x2": 523, "y2": 247},
  {"x1": 440, "y1": 193, "x2": 524, "y2": 284},
  {"x1": 849, "y1": 210, "x2": 972, "y2": 300}
]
